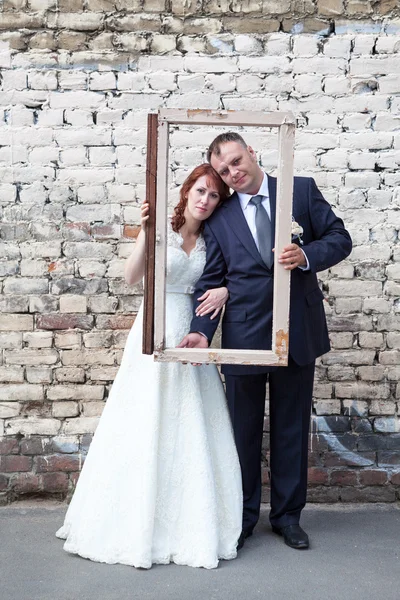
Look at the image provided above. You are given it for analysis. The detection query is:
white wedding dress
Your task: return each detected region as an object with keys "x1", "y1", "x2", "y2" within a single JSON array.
[{"x1": 56, "y1": 223, "x2": 242, "y2": 569}]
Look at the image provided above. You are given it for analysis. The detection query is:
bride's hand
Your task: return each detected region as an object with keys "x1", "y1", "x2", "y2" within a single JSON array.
[
  {"x1": 195, "y1": 287, "x2": 229, "y2": 320},
  {"x1": 141, "y1": 202, "x2": 149, "y2": 231}
]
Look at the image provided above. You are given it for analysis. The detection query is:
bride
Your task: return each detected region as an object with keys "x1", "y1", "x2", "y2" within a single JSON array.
[{"x1": 56, "y1": 164, "x2": 243, "y2": 569}]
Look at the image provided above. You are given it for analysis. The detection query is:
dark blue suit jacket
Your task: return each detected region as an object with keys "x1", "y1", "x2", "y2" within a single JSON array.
[{"x1": 190, "y1": 175, "x2": 352, "y2": 376}]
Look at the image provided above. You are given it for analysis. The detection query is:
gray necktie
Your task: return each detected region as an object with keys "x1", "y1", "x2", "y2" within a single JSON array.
[{"x1": 250, "y1": 195, "x2": 273, "y2": 269}]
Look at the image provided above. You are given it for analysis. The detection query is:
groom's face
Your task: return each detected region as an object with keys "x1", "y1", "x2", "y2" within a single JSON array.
[{"x1": 210, "y1": 141, "x2": 263, "y2": 196}]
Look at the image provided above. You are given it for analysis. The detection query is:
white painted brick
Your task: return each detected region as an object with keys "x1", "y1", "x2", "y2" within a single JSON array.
[
  {"x1": 9, "y1": 106, "x2": 34, "y2": 126},
  {"x1": 165, "y1": 92, "x2": 220, "y2": 109},
  {"x1": 28, "y1": 70, "x2": 58, "y2": 90},
  {"x1": 236, "y1": 74, "x2": 263, "y2": 94},
  {"x1": 342, "y1": 113, "x2": 373, "y2": 130},
  {"x1": 294, "y1": 74, "x2": 322, "y2": 95},
  {"x1": 323, "y1": 37, "x2": 352, "y2": 58},
  {"x1": 177, "y1": 74, "x2": 206, "y2": 93},
  {"x1": 89, "y1": 72, "x2": 117, "y2": 91},
  {"x1": 108, "y1": 93, "x2": 164, "y2": 110},
  {"x1": 138, "y1": 56, "x2": 184, "y2": 72},
  {"x1": 50, "y1": 91, "x2": 104, "y2": 110},
  {"x1": 238, "y1": 56, "x2": 290, "y2": 74},
  {"x1": 47, "y1": 385, "x2": 104, "y2": 401},
  {"x1": 60, "y1": 295, "x2": 87, "y2": 314},
  {"x1": 352, "y1": 35, "x2": 376, "y2": 55},
  {"x1": 58, "y1": 71, "x2": 87, "y2": 91},
  {"x1": 293, "y1": 57, "x2": 346, "y2": 75},
  {"x1": 296, "y1": 132, "x2": 337, "y2": 150},
  {"x1": 0, "y1": 403, "x2": 20, "y2": 419},
  {"x1": 52, "y1": 402, "x2": 79, "y2": 418},
  {"x1": 96, "y1": 109, "x2": 124, "y2": 124},
  {"x1": 292, "y1": 35, "x2": 319, "y2": 57},
  {"x1": 148, "y1": 71, "x2": 177, "y2": 92},
  {"x1": 0, "y1": 384, "x2": 44, "y2": 401},
  {"x1": 57, "y1": 169, "x2": 114, "y2": 185},
  {"x1": 5, "y1": 418, "x2": 61, "y2": 436},
  {"x1": 374, "y1": 114, "x2": 400, "y2": 132},
  {"x1": 20, "y1": 241, "x2": 61, "y2": 259},
  {"x1": 234, "y1": 35, "x2": 262, "y2": 54},
  {"x1": 348, "y1": 151, "x2": 376, "y2": 170},
  {"x1": 339, "y1": 132, "x2": 393, "y2": 150},
  {"x1": 323, "y1": 75, "x2": 351, "y2": 95},
  {"x1": 64, "y1": 110, "x2": 94, "y2": 127},
  {"x1": 77, "y1": 260, "x2": 107, "y2": 278},
  {"x1": 345, "y1": 171, "x2": 381, "y2": 188},
  {"x1": 350, "y1": 56, "x2": 400, "y2": 77},
  {"x1": 29, "y1": 146, "x2": 59, "y2": 165},
  {"x1": 25, "y1": 367, "x2": 52, "y2": 384},
  {"x1": 375, "y1": 35, "x2": 400, "y2": 54},
  {"x1": 117, "y1": 72, "x2": 147, "y2": 91},
  {"x1": 334, "y1": 95, "x2": 389, "y2": 113},
  {"x1": 23, "y1": 332, "x2": 53, "y2": 348},
  {"x1": 378, "y1": 75, "x2": 400, "y2": 94},
  {"x1": 320, "y1": 149, "x2": 348, "y2": 169},
  {"x1": 62, "y1": 417, "x2": 99, "y2": 434},
  {"x1": 222, "y1": 96, "x2": 277, "y2": 111},
  {"x1": 60, "y1": 147, "x2": 88, "y2": 166},
  {"x1": 205, "y1": 74, "x2": 235, "y2": 93},
  {"x1": 88, "y1": 146, "x2": 116, "y2": 166},
  {"x1": 329, "y1": 279, "x2": 382, "y2": 297}
]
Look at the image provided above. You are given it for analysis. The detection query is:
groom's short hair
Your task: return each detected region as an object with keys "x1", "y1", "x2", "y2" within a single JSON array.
[{"x1": 207, "y1": 132, "x2": 248, "y2": 163}]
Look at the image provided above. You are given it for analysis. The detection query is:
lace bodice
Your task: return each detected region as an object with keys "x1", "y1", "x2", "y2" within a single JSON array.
[{"x1": 166, "y1": 222, "x2": 206, "y2": 288}]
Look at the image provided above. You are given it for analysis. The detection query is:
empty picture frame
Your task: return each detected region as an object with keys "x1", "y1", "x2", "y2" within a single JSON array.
[{"x1": 143, "y1": 109, "x2": 295, "y2": 366}]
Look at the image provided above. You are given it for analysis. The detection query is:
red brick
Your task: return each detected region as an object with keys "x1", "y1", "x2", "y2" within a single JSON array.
[
  {"x1": 36, "y1": 454, "x2": 81, "y2": 473},
  {"x1": 20, "y1": 437, "x2": 47, "y2": 455},
  {"x1": 41, "y1": 472, "x2": 69, "y2": 493},
  {"x1": 1, "y1": 455, "x2": 32, "y2": 473},
  {"x1": 308, "y1": 467, "x2": 329, "y2": 485},
  {"x1": 123, "y1": 225, "x2": 140, "y2": 239},
  {"x1": 324, "y1": 452, "x2": 375, "y2": 468},
  {"x1": 11, "y1": 474, "x2": 40, "y2": 494},
  {"x1": 37, "y1": 314, "x2": 94, "y2": 330},
  {"x1": 91, "y1": 224, "x2": 121, "y2": 239},
  {"x1": 96, "y1": 315, "x2": 135, "y2": 330},
  {"x1": 390, "y1": 471, "x2": 400, "y2": 485},
  {"x1": 0, "y1": 474, "x2": 9, "y2": 492},
  {"x1": 261, "y1": 467, "x2": 270, "y2": 485},
  {"x1": 340, "y1": 486, "x2": 396, "y2": 502},
  {"x1": 0, "y1": 438, "x2": 19, "y2": 455},
  {"x1": 330, "y1": 470, "x2": 358, "y2": 486},
  {"x1": 359, "y1": 469, "x2": 388, "y2": 486}
]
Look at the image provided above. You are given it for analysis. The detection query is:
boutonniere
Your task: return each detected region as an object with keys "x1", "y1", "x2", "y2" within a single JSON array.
[{"x1": 291, "y1": 217, "x2": 304, "y2": 245}]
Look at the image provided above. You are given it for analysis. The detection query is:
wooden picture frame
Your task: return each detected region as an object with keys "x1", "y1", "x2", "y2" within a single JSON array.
[{"x1": 143, "y1": 109, "x2": 295, "y2": 366}]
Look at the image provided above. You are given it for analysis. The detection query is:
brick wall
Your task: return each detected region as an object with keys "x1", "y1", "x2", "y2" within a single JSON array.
[{"x1": 0, "y1": 1, "x2": 399, "y2": 504}]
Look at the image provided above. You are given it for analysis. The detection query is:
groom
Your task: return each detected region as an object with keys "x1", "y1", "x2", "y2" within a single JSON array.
[{"x1": 179, "y1": 132, "x2": 352, "y2": 550}]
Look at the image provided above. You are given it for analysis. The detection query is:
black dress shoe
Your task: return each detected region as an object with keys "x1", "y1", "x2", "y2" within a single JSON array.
[
  {"x1": 272, "y1": 524, "x2": 309, "y2": 549},
  {"x1": 237, "y1": 529, "x2": 253, "y2": 551}
]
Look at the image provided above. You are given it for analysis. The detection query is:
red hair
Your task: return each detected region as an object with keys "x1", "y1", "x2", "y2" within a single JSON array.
[{"x1": 171, "y1": 164, "x2": 229, "y2": 233}]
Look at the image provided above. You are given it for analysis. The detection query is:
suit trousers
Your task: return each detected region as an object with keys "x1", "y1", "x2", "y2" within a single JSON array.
[{"x1": 225, "y1": 357, "x2": 315, "y2": 533}]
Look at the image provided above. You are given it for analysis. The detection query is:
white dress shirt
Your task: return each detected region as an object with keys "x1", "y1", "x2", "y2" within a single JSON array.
[{"x1": 237, "y1": 173, "x2": 309, "y2": 271}]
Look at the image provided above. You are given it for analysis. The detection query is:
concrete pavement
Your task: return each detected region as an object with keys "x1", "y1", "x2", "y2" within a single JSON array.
[{"x1": 1, "y1": 501, "x2": 399, "y2": 600}]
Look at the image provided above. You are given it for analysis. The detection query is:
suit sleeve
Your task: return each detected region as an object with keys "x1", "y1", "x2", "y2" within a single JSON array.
[
  {"x1": 190, "y1": 222, "x2": 228, "y2": 343},
  {"x1": 302, "y1": 178, "x2": 352, "y2": 273}
]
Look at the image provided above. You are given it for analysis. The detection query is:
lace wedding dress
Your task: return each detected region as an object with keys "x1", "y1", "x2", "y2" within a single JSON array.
[{"x1": 56, "y1": 223, "x2": 242, "y2": 569}]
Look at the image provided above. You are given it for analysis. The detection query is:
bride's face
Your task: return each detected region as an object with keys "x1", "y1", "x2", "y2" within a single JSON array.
[{"x1": 185, "y1": 175, "x2": 221, "y2": 222}]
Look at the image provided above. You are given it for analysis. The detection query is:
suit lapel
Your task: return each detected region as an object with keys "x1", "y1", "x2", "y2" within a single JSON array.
[{"x1": 221, "y1": 192, "x2": 269, "y2": 271}]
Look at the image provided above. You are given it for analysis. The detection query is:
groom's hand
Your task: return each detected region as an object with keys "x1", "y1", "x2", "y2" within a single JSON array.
[
  {"x1": 177, "y1": 332, "x2": 208, "y2": 366},
  {"x1": 277, "y1": 244, "x2": 306, "y2": 270},
  {"x1": 177, "y1": 332, "x2": 208, "y2": 349}
]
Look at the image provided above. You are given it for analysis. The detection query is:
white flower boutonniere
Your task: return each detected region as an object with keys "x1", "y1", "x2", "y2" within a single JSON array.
[{"x1": 291, "y1": 218, "x2": 304, "y2": 245}]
